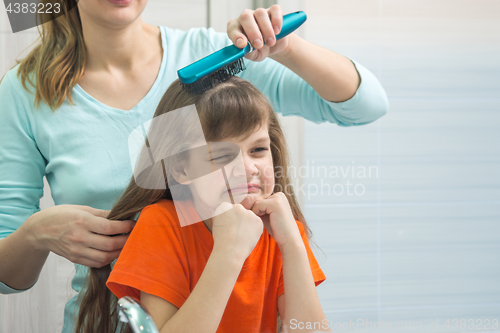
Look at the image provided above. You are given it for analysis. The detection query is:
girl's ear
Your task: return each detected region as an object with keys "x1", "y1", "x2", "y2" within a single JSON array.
[{"x1": 170, "y1": 163, "x2": 192, "y2": 185}]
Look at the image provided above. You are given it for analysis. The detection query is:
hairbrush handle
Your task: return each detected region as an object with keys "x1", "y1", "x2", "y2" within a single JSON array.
[
  {"x1": 275, "y1": 11, "x2": 307, "y2": 41},
  {"x1": 177, "y1": 11, "x2": 307, "y2": 85}
]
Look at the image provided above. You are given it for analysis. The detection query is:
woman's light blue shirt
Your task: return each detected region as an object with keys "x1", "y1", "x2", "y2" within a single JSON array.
[{"x1": 0, "y1": 25, "x2": 388, "y2": 332}]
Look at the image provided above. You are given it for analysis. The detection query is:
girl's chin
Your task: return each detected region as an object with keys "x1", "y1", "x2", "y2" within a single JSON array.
[
  {"x1": 217, "y1": 191, "x2": 271, "y2": 210},
  {"x1": 238, "y1": 193, "x2": 270, "y2": 210}
]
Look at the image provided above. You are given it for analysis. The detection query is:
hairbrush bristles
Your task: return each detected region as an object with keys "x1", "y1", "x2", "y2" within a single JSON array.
[{"x1": 180, "y1": 58, "x2": 246, "y2": 94}]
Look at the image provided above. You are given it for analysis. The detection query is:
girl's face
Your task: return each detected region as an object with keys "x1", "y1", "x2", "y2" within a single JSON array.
[
  {"x1": 78, "y1": 0, "x2": 148, "y2": 28},
  {"x1": 176, "y1": 124, "x2": 275, "y2": 220}
]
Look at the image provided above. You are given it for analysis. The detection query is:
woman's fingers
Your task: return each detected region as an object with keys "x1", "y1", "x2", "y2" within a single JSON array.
[
  {"x1": 72, "y1": 233, "x2": 127, "y2": 267},
  {"x1": 87, "y1": 232, "x2": 130, "y2": 253},
  {"x1": 228, "y1": 6, "x2": 283, "y2": 50},
  {"x1": 79, "y1": 248, "x2": 123, "y2": 268},
  {"x1": 87, "y1": 218, "x2": 135, "y2": 236},
  {"x1": 237, "y1": 9, "x2": 263, "y2": 49},
  {"x1": 61, "y1": 230, "x2": 128, "y2": 265},
  {"x1": 252, "y1": 8, "x2": 276, "y2": 48},
  {"x1": 268, "y1": 5, "x2": 283, "y2": 36},
  {"x1": 258, "y1": 5, "x2": 283, "y2": 47},
  {"x1": 72, "y1": 205, "x2": 110, "y2": 218},
  {"x1": 227, "y1": 19, "x2": 248, "y2": 48},
  {"x1": 227, "y1": 5, "x2": 289, "y2": 62}
]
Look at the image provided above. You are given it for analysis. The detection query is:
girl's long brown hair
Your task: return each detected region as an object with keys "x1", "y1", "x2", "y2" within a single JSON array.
[
  {"x1": 75, "y1": 76, "x2": 317, "y2": 333},
  {"x1": 6, "y1": 0, "x2": 84, "y2": 111}
]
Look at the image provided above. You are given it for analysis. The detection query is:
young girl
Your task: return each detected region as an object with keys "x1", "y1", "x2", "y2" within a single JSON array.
[{"x1": 75, "y1": 76, "x2": 328, "y2": 333}]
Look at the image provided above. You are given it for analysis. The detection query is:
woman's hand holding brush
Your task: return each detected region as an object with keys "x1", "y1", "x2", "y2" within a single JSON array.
[{"x1": 227, "y1": 5, "x2": 293, "y2": 62}]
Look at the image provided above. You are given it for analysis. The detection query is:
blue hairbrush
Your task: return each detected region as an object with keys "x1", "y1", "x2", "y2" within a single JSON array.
[{"x1": 177, "y1": 11, "x2": 307, "y2": 94}]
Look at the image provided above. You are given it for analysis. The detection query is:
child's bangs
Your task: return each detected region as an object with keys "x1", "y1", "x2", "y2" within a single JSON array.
[{"x1": 196, "y1": 79, "x2": 272, "y2": 143}]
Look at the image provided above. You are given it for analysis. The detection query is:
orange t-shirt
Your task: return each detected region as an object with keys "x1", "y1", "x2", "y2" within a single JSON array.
[{"x1": 107, "y1": 199, "x2": 326, "y2": 333}]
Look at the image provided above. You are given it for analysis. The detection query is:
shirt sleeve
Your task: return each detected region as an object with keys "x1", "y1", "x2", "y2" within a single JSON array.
[
  {"x1": 276, "y1": 221, "x2": 326, "y2": 299},
  {"x1": 106, "y1": 205, "x2": 191, "y2": 309},
  {"x1": 205, "y1": 28, "x2": 389, "y2": 126},
  {"x1": 0, "y1": 70, "x2": 46, "y2": 294}
]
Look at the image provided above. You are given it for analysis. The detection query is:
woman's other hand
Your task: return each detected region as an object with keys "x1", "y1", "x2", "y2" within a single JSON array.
[
  {"x1": 227, "y1": 5, "x2": 291, "y2": 62},
  {"x1": 251, "y1": 192, "x2": 301, "y2": 248},
  {"x1": 212, "y1": 202, "x2": 263, "y2": 263},
  {"x1": 24, "y1": 205, "x2": 135, "y2": 268}
]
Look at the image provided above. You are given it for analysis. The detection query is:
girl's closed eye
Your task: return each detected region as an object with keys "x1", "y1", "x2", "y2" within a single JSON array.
[
  {"x1": 211, "y1": 154, "x2": 230, "y2": 161},
  {"x1": 209, "y1": 154, "x2": 239, "y2": 167}
]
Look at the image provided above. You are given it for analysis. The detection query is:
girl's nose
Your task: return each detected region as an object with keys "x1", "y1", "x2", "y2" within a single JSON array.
[
  {"x1": 245, "y1": 159, "x2": 259, "y2": 177},
  {"x1": 233, "y1": 156, "x2": 258, "y2": 178}
]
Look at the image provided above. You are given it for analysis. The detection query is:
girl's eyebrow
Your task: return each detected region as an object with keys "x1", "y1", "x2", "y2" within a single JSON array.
[{"x1": 251, "y1": 137, "x2": 270, "y2": 145}]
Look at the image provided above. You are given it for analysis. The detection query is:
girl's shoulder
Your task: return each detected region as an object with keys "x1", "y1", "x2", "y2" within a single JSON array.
[
  {"x1": 139, "y1": 198, "x2": 206, "y2": 229},
  {"x1": 141, "y1": 198, "x2": 176, "y2": 216},
  {"x1": 133, "y1": 199, "x2": 199, "y2": 248},
  {"x1": 138, "y1": 199, "x2": 178, "y2": 226}
]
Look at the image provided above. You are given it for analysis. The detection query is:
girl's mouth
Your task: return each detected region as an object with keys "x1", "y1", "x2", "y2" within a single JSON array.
[{"x1": 227, "y1": 185, "x2": 260, "y2": 194}]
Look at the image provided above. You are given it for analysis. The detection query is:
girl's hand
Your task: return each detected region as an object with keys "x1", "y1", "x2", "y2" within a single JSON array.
[
  {"x1": 251, "y1": 192, "x2": 302, "y2": 247},
  {"x1": 212, "y1": 203, "x2": 263, "y2": 263},
  {"x1": 25, "y1": 205, "x2": 135, "y2": 268},
  {"x1": 227, "y1": 5, "x2": 291, "y2": 62}
]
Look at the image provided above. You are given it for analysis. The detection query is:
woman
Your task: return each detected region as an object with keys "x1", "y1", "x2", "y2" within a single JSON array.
[{"x1": 0, "y1": 0, "x2": 388, "y2": 332}]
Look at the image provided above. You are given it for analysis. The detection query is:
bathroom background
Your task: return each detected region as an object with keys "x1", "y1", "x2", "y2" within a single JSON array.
[{"x1": 1, "y1": 0, "x2": 499, "y2": 332}]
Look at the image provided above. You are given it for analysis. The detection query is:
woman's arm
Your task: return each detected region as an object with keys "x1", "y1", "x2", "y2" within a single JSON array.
[
  {"x1": 141, "y1": 244, "x2": 245, "y2": 333},
  {"x1": 217, "y1": 6, "x2": 388, "y2": 126},
  {"x1": 227, "y1": 7, "x2": 358, "y2": 104},
  {"x1": 278, "y1": 239, "x2": 331, "y2": 333},
  {"x1": 0, "y1": 221, "x2": 49, "y2": 291},
  {"x1": 270, "y1": 32, "x2": 359, "y2": 103},
  {"x1": 0, "y1": 205, "x2": 133, "y2": 291}
]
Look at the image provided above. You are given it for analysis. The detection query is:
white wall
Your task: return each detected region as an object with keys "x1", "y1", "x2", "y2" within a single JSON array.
[{"x1": 302, "y1": 0, "x2": 500, "y2": 330}]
